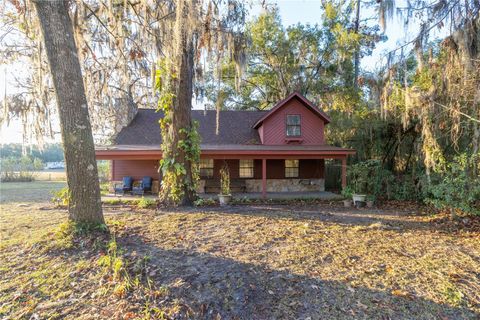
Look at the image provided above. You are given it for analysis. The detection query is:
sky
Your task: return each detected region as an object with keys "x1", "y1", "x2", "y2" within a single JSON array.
[{"x1": 0, "y1": 0, "x2": 431, "y2": 145}]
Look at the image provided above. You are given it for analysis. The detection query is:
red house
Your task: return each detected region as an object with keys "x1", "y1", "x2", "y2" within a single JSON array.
[{"x1": 95, "y1": 92, "x2": 355, "y2": 197}]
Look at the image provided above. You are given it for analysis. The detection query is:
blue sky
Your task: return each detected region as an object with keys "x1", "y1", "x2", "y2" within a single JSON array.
[{"x1": 0, "y1": 0, "x2": 428, "y2": 144}]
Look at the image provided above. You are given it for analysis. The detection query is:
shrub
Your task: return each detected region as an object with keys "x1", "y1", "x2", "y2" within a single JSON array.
[
  {"x1": 348, "y1": 160, "x2": 390, "y2": 196},
  {"x1": 387, "y1": 174, "x2": 426, "y2": 201},
  {"x1": 52, "y1": 187, "x2": 70, "y2": 206},
  {"x1": 425, "y1": 153, "x2": 480, "y2": 216},
  {"x1": 194, "y1": 197, "x2": 217, "y2": 206},
  {"x1": 97, "y1": 161, "x2": 110, "y2": 183},
  {"x1": 99, "y1": 182, "x2": 110, "y2": 195},
  {"x1": 137, "y1": 197, "x2": 156, "y2": 209},
  {"x1": 341, "y1": 185, "x2": 353, "y2": 198},
  {"x1": 347, "y1": 160, "x2": 423, "y2": 201},
  {"x1": 0, "y1": 156, "x2": 42, "y2": 182}
]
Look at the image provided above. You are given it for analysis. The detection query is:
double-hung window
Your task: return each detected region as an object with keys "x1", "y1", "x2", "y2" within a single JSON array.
[
  {"x1": 199, "y1": 159, "x2": 214, "y2": 178},
  {"x1": 286, "y1": 115, "x2": 301, "y2": 137},
  {"x1": 239, "y1": 159, "x2": 254, "y2": 178},
  {"x1": 285, "y1": 160, "x2": 299, "y2": 178}
]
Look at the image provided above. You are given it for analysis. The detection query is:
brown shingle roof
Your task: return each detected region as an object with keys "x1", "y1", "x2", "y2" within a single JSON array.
[
  {"x1": 114, "y1": 109, "x2": 268, "y2": 146},
  {"x1": 99, "y1": 144, "x2": 355, "y2": 153}
]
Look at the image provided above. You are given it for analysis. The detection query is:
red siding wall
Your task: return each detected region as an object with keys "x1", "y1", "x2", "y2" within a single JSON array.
[
  {"x1": 112, "y1": 159, "x2": 324, "y2": 181},
  {"x1": 206, "y1": 159, "x2": 324, "y2": 180},
  {"x1": 260, "y1": 97, "x2": 325, "y2": 145},
  {"x1": 111, "y1": 160, "x2": 160, "y2": 181}
]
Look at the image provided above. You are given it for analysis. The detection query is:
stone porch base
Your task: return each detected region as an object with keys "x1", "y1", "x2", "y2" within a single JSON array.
[{"x1": 197, "y1": 178, "x2": 325, "y2": 193}]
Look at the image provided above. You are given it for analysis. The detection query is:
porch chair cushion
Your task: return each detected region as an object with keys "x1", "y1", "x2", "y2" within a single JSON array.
[
  {"x1": 132, "y1": 176, "x2": 153, "y2": 195},
  {"x1": 141, "y1": 176, "x2": 152, "y2": 192},
  {"x1": 114, "y1": 176, "x2": 133, "y2": 195}
]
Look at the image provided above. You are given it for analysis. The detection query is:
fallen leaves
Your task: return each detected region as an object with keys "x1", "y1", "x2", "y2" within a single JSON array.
[{"x1": 1, "y1": 200, "x2": 479, "y2": 319}]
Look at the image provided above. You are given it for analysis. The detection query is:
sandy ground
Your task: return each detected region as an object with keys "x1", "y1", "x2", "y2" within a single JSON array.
[{"x1": 0, "y1": 181, "x2": 479, "y2": 319}]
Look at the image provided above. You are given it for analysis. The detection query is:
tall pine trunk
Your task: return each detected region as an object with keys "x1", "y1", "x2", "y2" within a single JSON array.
[{"x1": 34, "y1": 0, "x2": 104, "y2": 224}]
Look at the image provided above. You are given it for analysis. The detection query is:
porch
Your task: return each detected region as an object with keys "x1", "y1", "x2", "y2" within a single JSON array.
[
  {"x1": 101, "y1": 190, "x2": 342, "y2": 202},
  {"x1": 96, "y1": 144, "x2": 355, "y2": 199}
]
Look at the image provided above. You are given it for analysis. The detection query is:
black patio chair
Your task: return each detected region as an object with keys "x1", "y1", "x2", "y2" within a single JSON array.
[
  {"x1": 132, "y1": 176, "x2": 153, "y2": 196},
  {"x1": 114, "y1": 176, "x2": 133, "y2": 195}
]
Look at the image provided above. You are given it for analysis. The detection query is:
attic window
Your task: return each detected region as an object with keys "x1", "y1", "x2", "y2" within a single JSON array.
[{"x1": 286, "y1": 115, "x2": 301, "y2": 137}]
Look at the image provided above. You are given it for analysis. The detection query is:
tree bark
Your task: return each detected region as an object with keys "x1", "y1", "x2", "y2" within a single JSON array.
[
  {"x1": 353, "y1": 0, "x2": 361, "y2": 88},
  {"x1": 34, "y1": 0, "x2": 104, "y2": 224},
  {"x1": 160, "y1": 0, "x2": 196, "y2": 206}
]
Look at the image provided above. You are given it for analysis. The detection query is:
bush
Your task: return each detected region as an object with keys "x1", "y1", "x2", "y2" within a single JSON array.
[
  {"x1": 97, "y1": 161, "x2": 110, "y2": 183},
  {"x1": 347, "y1": 160, "x2": 423, "y2": 201},
  {"x1": 341, "y1": 185, "x2": 353, "y2": 198},
  {"x1": 52, "y1": 187, "x2": 70, "y2": 206},
  {"x1": 194, "y1": 197, "x2": 217, "y2": 206},
  {"x1": 100, "y1": 182, "x2": 110, "y2": 195},
  {"x1": 348, "y1": 160, "x2": 391, "y2": 196},
  {"x1": 387, "y1": 174, "x2": 425, "y2": 201},
  {"x1": 0, "y1": 156, "x2": 43, "y2": 182},
  {"x1": 425, "y1": 154, "x2": 480, "y2": 216},
  {"x1": 137, "y1": 197, "x2": 156, "y2": 209}
]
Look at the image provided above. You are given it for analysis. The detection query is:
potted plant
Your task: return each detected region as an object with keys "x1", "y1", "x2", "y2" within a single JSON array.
[
  {"x1": 341, "y1": 186, "x2": 353, "y2": 207},
  {"x1": 366, "y1": 194, "x2": 375, "y2": 208},
  {"x1": 218, "y1": 163, "x2": 231, "y2": 206},
  {"x1": 348, "y1": 162, "x2": 368, "y2": 205}
]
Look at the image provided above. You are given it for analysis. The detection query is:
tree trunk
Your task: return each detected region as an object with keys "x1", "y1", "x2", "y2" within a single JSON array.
[
  {"x1": 34, "y1": 0, "x2": 104, "y2": 224},
  {"x1": 353, "y1": 0, "x2": 361, "y2": 88},
  {"x1": 160, "y1": 0, "x2": 196, "y2": 206}
]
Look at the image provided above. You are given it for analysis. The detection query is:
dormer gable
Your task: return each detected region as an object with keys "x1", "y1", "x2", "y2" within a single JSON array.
[{"x1": 253, "y1": 92, "x2": 329, "y2": 145}]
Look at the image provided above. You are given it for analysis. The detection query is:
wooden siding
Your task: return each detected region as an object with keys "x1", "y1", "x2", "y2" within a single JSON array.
[
  {"x1": 206, "y1": 159, "x2": 324, "y2": 180},
  {"x1": 260, "y1": 97, "x2": 325, "y2": 145},
  {"x1": 112, "y1": 158, "x2": 324, "y2": 181},
  {"x1": 111, "y1": 160, "x2": 160, "y2": 181}
]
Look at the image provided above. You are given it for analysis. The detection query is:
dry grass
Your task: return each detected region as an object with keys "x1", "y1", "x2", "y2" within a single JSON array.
[
  {"x1": 0, "y1": 182, "x2": 479, "y2": 319},
  {"x1": 34, "y1": 170, "x2": 67, "y2": 181},
  {"x1": 0, "y1": 181, "x2": 66, "y2": 203}
]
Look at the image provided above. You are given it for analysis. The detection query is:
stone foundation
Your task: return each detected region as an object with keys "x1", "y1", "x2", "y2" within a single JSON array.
[
  {"x1": 245, "y1": 179, "x2": 325, "y2": 192},
  {"x1": 197, "y1": 178, "x2": 325, "y2": 193}
]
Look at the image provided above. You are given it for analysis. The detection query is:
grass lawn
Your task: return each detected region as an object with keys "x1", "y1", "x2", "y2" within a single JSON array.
[
  {"x1": 0, "y1": 181, "x2": 66, "y2": 203},
  {"x1": 0, "y1": 182, "x2": 479, "y2": 319}
]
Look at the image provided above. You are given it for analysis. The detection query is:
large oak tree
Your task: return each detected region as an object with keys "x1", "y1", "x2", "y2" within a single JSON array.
[{"x1": 34, "y1": 0, "x2": 104, "y2": 224}]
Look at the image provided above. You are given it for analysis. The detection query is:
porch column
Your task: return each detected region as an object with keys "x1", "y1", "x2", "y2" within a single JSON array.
[
  {"x1": 341, "y1": 157, "x2": 347, "y2": 189},
  {"x1": 262, "y1": 158, "x2": 267, "y2": 199}
]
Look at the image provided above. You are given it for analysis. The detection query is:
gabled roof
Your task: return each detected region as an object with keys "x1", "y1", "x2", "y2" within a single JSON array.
[
  {"x1": 253, "y1": 92, "x2": 331, "y2": 129},
  {"x1": 114, "y1": 109, "x2": 268, "y2": 146}
]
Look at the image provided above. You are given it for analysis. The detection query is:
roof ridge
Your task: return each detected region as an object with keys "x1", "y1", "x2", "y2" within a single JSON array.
[{"x1": 136, "y1": 108, "x2": 267, "y2": 112}]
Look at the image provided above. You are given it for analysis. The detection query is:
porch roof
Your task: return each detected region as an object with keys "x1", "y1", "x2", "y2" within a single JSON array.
[{"x1": 95, "y1": 143, "x2": 355, "y2": 160}]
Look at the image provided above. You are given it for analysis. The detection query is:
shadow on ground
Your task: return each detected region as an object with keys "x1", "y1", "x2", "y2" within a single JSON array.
[
  {"x1": 113, "y1": 230, "x2": 477, "y2": 319},
  {"x1": 177, "y1": 203, "x2": 479, "y2": 235}
]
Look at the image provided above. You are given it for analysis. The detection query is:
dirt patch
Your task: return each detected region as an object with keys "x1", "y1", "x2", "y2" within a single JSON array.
[{"x1": 1, "y1": 201, "x2": 479, "y2": 319}]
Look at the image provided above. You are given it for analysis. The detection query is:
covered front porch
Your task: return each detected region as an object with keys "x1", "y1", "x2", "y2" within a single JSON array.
[{"x1": 96, "y1": 144, "x2": 355, "y2": 199}]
